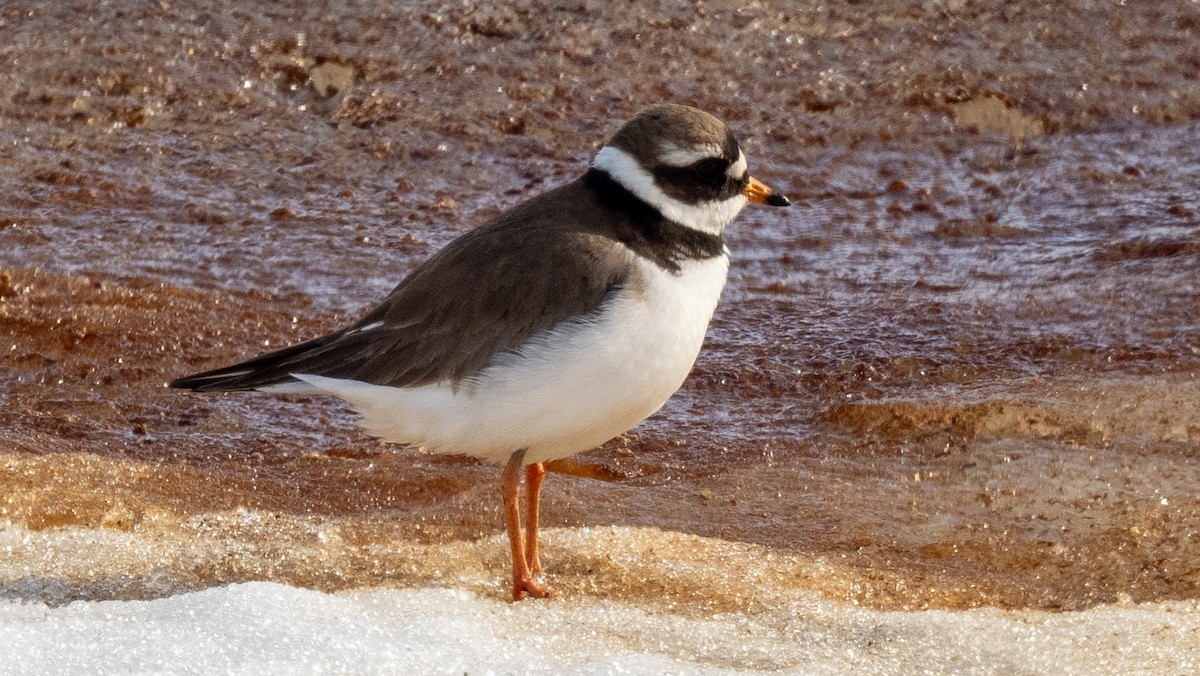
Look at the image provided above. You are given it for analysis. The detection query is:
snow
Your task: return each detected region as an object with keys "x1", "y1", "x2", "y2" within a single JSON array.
[{"x1": 2, "y1": 580, "x2": 1198, "y2": 675}]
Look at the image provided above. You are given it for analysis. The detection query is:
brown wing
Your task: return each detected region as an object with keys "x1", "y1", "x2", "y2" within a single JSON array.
[{"x1": 170, "y1": 179, "x2": 633, "y2": 392}]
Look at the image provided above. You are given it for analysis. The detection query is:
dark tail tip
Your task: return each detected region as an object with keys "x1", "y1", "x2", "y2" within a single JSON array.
[
  {"x1": 168, "y1": 376, "x2": 201, "y2": 390},
  {"x1": 168, "y1": 368, "x2": 259, "y2": 392}
]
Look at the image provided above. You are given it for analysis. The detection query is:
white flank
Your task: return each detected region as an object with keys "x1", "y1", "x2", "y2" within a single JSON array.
[
  {"x1": 292, "y1": 255, "x2": 730, "y2": 464},
  {"x1": 591, "y1": 146, "x2": 748, "y2": 237}
]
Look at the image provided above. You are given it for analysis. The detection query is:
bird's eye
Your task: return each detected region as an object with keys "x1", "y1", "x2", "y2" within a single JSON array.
[{"x1": 693, "y1": 158, "x2": 727, "y2": 185}]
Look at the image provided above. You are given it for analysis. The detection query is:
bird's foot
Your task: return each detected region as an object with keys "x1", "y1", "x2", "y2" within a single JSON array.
[{"x1": 512, "y1": 573, "x2": 558, "y2": 601}]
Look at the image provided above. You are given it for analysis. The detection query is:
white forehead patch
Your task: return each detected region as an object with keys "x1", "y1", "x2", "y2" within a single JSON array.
[
  {"x1": 727, "y1": 150, "x2": 747, "y2": 179},
  {"x1": 592, "y1": 146, "x2": 748, "y2": 237},
  {"x1": 657, "y1": 142, "x2": 724, "y2": 167}
]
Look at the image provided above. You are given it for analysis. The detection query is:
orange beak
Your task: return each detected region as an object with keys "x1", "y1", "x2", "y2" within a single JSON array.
[{"x1": 744, "y1": 176, "x2": 790, "y2": 207}]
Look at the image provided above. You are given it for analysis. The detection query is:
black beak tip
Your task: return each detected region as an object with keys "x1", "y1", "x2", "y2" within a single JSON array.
[{"x1": 766, "y1": 193, "x2": 791, "y2": 207}]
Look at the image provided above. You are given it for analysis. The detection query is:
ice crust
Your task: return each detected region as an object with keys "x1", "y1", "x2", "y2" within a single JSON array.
[{"x1": 2, "y1": 577, "x2": 1197, "y2": 675}]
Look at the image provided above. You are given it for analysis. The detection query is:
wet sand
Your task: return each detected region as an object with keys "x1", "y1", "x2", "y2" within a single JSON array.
[{"x1": 2, "y1": 0, "x2": 1200, "y2": 627}]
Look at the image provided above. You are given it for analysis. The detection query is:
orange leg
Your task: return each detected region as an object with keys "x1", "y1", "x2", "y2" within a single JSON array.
[
  {"x1": 502, "y1": 450, "x2": 554, "y2": 601},
  {"x1": 525, "y1": 462, "x2": 548, "y2": 580}
]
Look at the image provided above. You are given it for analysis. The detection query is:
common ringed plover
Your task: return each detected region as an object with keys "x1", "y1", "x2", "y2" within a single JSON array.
[{"x1": 171, "y1": 103, "x2": 790, "y2": 600}]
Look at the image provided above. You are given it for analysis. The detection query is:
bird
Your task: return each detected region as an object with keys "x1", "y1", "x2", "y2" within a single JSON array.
[{"x1": 170, "y1": 103, "x2": 790, "y2": 600}]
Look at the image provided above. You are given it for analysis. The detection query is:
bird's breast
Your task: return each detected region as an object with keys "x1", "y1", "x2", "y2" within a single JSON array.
[
  {"x1": 454, "y1": 253, "x2": 730, "y2": 462},
  {"x1": 327, "y1": 253, "x2": 731, "y2": 464}
]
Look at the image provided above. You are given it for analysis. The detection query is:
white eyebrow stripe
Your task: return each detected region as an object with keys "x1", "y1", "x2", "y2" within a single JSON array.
[
  {"x1": 657, "y1": 142, "x2": 724, "y2": 167},
  {"x1": 591, "y1": 146, "x2": 748, "y2": 236}
]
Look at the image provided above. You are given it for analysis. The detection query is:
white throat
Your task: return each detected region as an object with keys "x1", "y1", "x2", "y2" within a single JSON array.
[{"x1": 591, "y1": 146, "x2": 748, "y2": 237}]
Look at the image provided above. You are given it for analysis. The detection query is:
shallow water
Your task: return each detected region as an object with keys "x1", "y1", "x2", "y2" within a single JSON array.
[{"x1": 2, "y1": 0, "x2": 1200, "y2": 669}]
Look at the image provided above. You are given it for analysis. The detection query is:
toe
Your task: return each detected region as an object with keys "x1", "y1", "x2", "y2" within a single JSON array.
[{"x1": 512, "y1": 576, "x2": 558, "y2": 601}]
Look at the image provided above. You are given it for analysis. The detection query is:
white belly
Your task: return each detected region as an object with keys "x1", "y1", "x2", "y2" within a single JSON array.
[{"x1": 293, "y1": 255, "x2": 729, "y2": 464}]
